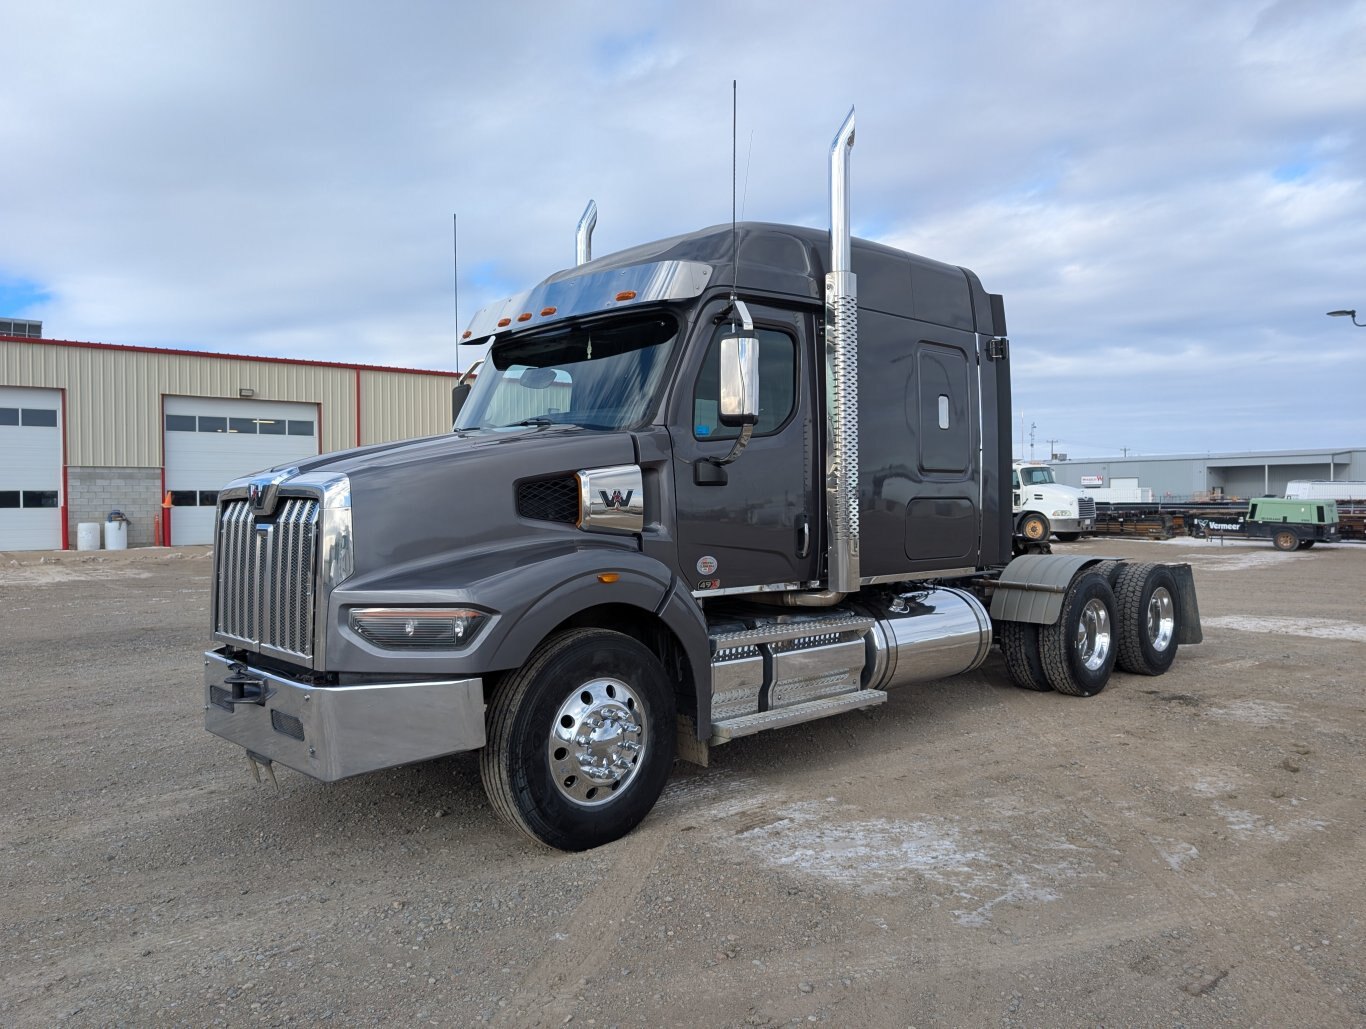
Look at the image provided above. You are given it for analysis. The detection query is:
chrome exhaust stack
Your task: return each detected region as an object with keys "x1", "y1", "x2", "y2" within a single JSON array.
[
  {"x1": 575, "y1": 200, "x2": 598, "y2": 266},
  {"x1": 825, "y1": 108, "x2": 859, "y2": 594}
]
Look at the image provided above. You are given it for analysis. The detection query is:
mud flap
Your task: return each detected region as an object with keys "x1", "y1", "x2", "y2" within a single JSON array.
[{"x1": 1168, "y1": 563, "x2": 1203, "y2": 644}]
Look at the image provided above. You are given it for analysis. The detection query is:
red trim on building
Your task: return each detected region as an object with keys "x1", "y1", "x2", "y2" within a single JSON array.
[
  {"x1": 59, "y1": 386, "x2": 70, "y2": 550},
  {"x1": 0, "y1": 334, "x2": 459, "y2": 379},
  {"x1": 160, "y1": 396, "x2": 167, "y2": 547}
]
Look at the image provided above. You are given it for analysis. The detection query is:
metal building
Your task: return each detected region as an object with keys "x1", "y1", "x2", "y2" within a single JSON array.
[
  {"x1": 1051, "y1": 447, "x2": 1366, "y2": 502},
  {"x1": 1, "y1": 334, "x2": 457, "y2": 550}
]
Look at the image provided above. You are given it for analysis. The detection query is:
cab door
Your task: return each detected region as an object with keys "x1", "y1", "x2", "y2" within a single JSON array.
[{"x1": 668, "y1": 302, "x2": 819, "y2": 593}]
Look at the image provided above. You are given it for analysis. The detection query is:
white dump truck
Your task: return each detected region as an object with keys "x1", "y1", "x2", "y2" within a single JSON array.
[{"x1": 1012, "y1": 461, "x2": 1095, "y2": 542}]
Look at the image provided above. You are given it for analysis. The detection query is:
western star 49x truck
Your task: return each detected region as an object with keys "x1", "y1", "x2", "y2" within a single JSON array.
[
  {"x1": 203, "y1": 111, "x2": 1201, "y2": 851},
  {"x1": 1012, "y1": 460, "x2": 1095, "y2": 542}
]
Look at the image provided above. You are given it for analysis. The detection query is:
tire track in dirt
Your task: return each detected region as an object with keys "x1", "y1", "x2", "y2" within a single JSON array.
[{"x1": 491, "y1": 821, "x2": 673, "y2": 1026}]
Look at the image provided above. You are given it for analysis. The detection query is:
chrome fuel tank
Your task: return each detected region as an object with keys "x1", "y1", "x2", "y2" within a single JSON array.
[{"x1": 862, "y1": 587, "x2": 993, "y2": 691}]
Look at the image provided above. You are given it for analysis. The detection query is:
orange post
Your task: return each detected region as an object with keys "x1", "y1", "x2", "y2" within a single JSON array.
[{"x1": 161, "y1": 491, "x2": 173, "y2": 546}]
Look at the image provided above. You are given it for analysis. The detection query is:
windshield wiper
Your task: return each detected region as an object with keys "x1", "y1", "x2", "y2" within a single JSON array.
[{"x1": 513, "y1": 416, "x2": 557, "y2": 427}]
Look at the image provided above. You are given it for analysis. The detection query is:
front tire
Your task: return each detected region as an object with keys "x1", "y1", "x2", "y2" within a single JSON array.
[
  {"x1": 1114, "y1": 562, "x2": 1180, "y2": 676},
  {"x1": 1273, "y1": 529, "x2": 1299, "y2": 551},
  {"x1": 1019, "y1": 512, "x2": 1051, "y2": 542},
  {"x1": 1040, "y1": 572, "x2": 1117, "y2": 697},
  {"x1": 481, "y1": 628, "x2": 676, "y2": 851}
]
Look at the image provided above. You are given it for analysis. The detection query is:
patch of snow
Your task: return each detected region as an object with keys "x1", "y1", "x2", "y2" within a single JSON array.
[
  {"x1": 1203, "y1": 615, "x2": 1366, "y2": 643},
  {"x1": 713, "y1": 798, "x2": 1101, "y2": 927},
  {"x1": 1204, "y1": 700, "x2": 1296, "y2": 727}
]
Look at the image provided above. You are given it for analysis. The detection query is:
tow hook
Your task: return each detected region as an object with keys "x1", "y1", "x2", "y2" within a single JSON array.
[
  {"x1": 222, "y1": 663, "x2": 273, "y2": 706},
  {"x1": 245, "y1": 751, "x2": 280, "y2": 793}
]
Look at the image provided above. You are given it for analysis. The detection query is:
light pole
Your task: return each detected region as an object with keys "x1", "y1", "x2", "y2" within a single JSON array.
[{"x1": 1326, "y1": 309, "x2": 1366, "y2": 327}]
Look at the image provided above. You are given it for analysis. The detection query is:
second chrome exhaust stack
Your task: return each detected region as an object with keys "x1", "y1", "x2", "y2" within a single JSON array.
[
  {"x1": 825, "y1": 108, "x2": 859, "y2": 594},
  {"x1": 576, "y1": 200, "x2": 598, "y2": 265}
]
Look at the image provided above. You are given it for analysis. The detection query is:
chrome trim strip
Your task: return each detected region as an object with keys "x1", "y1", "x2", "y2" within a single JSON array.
[
  {"x1": 690, "y1": 580, "x2": 817, "y2": 599},
  {"x1": 859, "y1": 568, "x2": 979, "y2": 586},
  {"x1": 461, "y1": 260, "x2": 713, "y2": 343}
]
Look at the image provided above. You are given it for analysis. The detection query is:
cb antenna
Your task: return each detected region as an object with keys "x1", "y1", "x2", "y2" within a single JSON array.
[
  {"x1": 452, "y1": 212, "x2": 459, "y2": 374},
  {"x1": 731, "y1": 79, "x2": 738, "y2": 305}
]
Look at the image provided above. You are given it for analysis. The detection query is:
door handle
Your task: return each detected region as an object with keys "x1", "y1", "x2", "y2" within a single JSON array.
[{"x1": 796, "y1": 515, "x2": 810, "y2": 558}]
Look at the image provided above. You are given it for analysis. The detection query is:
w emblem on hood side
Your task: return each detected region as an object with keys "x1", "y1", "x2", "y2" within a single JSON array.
[{"x1": 599, "y1": 489, "x2": 634, "y2": 509}]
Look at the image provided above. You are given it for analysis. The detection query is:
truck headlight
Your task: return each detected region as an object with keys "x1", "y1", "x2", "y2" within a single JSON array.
[
  {"x1": 348, "y1": 607, "x2": 488, "y2": 649},
  {"x1": 1052, "y1": 509, "x2": 1072, "y2": 518},
  {"x1": 321, "y1": 478, "x2": 354, "y2": 590}
]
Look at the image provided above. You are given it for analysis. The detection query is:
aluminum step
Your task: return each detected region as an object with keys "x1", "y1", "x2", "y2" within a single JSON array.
[
  {"x1": 709, "y1": 614, "x2": 874, "y2": 652},
  {"x1": 710, "y1": 689, "x2": 888, "y2": 743}
]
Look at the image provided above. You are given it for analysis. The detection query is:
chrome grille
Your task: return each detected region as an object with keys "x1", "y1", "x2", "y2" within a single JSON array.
[
  {"x1": 214, "y1": 497, "x2": 319, "y2": 660},
  {"x1": 1077, "y1": 496, "x2": 1097, "y2": 520}
]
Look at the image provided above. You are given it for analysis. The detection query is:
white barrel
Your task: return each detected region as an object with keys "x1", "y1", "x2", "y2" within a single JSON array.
[
  {"x1": 77, "y1": 522, "x2": 102, "y2": 551},
  {"x1": 105, "y1": 520, "x2": 129, "y2": 551}
]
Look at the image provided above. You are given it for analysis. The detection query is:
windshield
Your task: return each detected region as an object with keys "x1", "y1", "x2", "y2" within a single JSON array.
[
  {"x1": 1020, "y1": 466, "x2": 1056, "y2": 486},
  {"x1": 455, "y1": 313, "x2": 679, "y2": 432}
]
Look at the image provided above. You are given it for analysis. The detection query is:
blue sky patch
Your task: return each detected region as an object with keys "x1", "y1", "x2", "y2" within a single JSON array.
[
  {"x1": 0, "y1": 276, "x2": 52, "y2": 316},
  {"x1": 1272, "y1": 159, "x2": 1317, "y2": 183}
]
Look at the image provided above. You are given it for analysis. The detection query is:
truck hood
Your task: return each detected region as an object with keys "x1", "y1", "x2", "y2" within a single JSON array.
[{"x1": 287, "y1": 427, "x2": 639, "y2": 581}]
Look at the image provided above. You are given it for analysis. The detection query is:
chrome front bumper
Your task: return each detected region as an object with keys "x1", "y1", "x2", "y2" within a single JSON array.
[
  {"x1": 203, "y1": 650, "x2": 485, "y2": 781},
  {"x1": 1052, "y1": 517, "x2": 1094, "y2": 533}
]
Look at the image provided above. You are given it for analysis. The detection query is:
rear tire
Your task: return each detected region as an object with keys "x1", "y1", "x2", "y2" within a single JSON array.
[
  {"x1": 1019, "y1": 512, "x2": 1051, "y2": 543},
  {"x1": 481, "y1": 628, "x2": 676, "y2": 851},
  {"x1": 1000, "y1": 622, "x2": 1051, "y2": 691},
  {"x1": 1114, "y1": 562, "x2": 1180, "y2": 676},
  {"x1": 1298, "y1": 539, "x2": 1316, "y2": 550},
  {"x1": 1273, "y1": 529, "x2": 1299, "y2": 551},
  {"x1": 1040, "y1": 572, "x2": 1117, "y2": 697}
]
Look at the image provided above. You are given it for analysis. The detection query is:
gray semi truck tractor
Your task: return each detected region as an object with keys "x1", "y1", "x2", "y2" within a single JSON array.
[{"x1": 203, "y1": 111, "x2": 1201, "y2": 850}]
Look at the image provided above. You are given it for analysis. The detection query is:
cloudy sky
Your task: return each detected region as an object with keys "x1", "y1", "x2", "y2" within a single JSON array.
[{"x1": 2, "y1": 0, "x2": 1364, "y2": 458}]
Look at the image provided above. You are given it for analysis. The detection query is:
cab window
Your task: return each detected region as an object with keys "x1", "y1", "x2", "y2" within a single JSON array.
[{"x1": 692, "y1": 326, "x2": 796, "y2": 440}]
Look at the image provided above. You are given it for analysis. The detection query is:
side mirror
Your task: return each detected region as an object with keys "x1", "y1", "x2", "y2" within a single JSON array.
[
  {"x1": 450, "y1": 383, "x2": 473, "y2": 423},
  {"x1": 718, "y1": 334, "x2": 759, "y2": 427}
]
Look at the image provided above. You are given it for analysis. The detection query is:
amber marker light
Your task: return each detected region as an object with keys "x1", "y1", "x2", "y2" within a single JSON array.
[
  {"x1": 597, "y1": 572, "x2": 621, "y2": 584},
  {"x1": 615, "y1": 290, "x2": 637, "y2": 301},
  {"x1": 541, "y1": 306, "x2": 557, "y2": 316},
  {"x1": 497, "y1": 317, "x2": 512, "y2": 327},
  {"x1": 461, "y1": 330, "x2": 472, "y2": 339}
]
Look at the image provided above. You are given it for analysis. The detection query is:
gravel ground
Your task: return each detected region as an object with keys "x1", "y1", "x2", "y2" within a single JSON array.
[{"x1": 2, "y1": 538, "x2": 1364, "y2": 1027}]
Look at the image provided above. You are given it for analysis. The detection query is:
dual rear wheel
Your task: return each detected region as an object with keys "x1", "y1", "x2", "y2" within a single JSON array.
[{"x1": 1001, "y1": 561, "x2": 1182, "y2": 696}]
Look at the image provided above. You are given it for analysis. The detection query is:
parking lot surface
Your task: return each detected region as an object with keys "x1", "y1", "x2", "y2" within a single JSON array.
[{"x1": 2, "y1": 539, "x2": 1364, "y2": 1026}]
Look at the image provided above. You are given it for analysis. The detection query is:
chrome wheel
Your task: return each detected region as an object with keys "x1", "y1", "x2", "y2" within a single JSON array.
[
  {"x1": 548, "y1": 677, "x2": 647, "y2": 807},
  {"x1": 1146, "y1": 586, "x2": 1175, "y2": 653},
  {"x1": 1075, "y1": 597, "x2": 1112, "y2": 672},
  {"x1": 1115, "y1": 562, "x2": 1182, "y2": 677}
]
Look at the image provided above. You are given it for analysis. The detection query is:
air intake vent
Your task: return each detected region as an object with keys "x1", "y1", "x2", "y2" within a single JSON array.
[
  {"x1": 517, "y1": 477, "x2": 579, "y2": 524},
  {"x1": 271, "y1": 709, "x2": 305, "y2": 741}
]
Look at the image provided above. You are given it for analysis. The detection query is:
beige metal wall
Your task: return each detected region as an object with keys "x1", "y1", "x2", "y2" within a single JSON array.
[
  {"x1": 359, "y1": 368, "x2": 456, "y2": 445},
  {"x1": 1, "y1": 338, "x2": 456, "y2": 466}
]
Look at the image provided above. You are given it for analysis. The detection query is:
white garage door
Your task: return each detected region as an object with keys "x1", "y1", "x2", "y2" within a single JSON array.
[
  {"x1": 164, "y1": 396, "x2": 319, "y2": 545},
  {"x1": 0, "y1": 386, "x2": 63, "y2": 552}
]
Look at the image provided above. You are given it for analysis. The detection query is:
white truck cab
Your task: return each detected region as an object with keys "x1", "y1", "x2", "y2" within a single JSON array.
[{"x1": 1012, "y1": 461, "x2": 1095, "y2": 542}]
